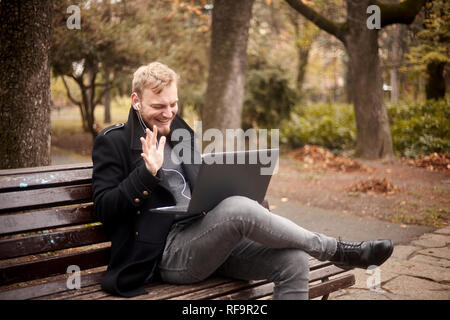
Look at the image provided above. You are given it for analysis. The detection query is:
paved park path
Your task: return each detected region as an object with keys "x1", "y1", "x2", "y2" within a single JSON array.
[{"x1": 328, "y1": 226, "x2": 450, "y2": 300}]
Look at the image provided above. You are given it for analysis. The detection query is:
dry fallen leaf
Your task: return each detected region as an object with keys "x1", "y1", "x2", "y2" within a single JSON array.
[
  {"x1": 401, "y1": 153, "x2": 450, "y2": 171},
  {"x1": 291, "y1": 145, "x2": 375, "y2": 173},
  {"x1": 345, "y1": 177, "x2": 400, "y2": 194}
]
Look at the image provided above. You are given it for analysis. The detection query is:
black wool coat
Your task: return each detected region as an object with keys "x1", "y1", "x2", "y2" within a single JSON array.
[{"x1": 92, "y1": 107, "x2": 202, "y2": 297}]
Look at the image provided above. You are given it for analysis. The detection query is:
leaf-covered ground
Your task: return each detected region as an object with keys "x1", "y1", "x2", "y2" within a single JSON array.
[{"x1": 267, "y1": 146, "x2": 450, "y2": 228}]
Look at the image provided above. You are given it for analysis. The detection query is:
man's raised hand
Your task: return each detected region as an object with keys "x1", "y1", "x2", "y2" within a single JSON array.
[{"x1": 140, "y1": 125, "x2": 166, "y2": 176}]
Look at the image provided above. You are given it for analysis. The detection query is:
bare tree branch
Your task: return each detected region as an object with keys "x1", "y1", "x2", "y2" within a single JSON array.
[
  {"x1": 61, "y1": 76, "x2": 82, "y2": 107},
  {"x1": 71, "y1": 74, "x2": 85, "y2": 90},
  {"x1": 375, "y1": 0, "x2": 426, "y2": 28},
  {"x1": 89, "y1": 71, "x2": 97, "y2": 109},
  {"x1": 285, "y1": 0, "x2": 347, "y2": 43},
  {"x1": 94, "y1": 89, "x2": 107, "y2": 107}
]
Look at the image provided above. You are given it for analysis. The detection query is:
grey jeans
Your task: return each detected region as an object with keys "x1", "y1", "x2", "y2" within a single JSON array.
[{"x1": 158, "y1": 196, "x2": 337, "y2": 300}]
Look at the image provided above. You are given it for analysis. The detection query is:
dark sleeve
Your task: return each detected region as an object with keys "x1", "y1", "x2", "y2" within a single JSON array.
[{"x1": 92, "y1": 133, "x2": 164, "y2": 226}]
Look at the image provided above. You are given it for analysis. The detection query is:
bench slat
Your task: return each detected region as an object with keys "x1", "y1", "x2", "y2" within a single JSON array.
[
  {"x1": 40, "y1": 277, "x2": 230, "y2": 300},
  {"x1": 0, "y1": 268, "x2": 105, "y2": 300},
  {"x1": 0, "y1": 225, "x2": 107, "y2": 259},
  {"x1": 0, "y1": 169, "x2": 92, "y2": 192},
  {"x1": 0, "y1": 204, "x2": 95, "y2": 235},
  {"x1": 0, "y1": 163, "x2": 92, "y2": 176},
  {"x1": 127, "y1": 278, "x2": 234, "y2": 301},
  {"x1": 309, "y1": 259, "x2": 332, "y2": 270},
  {"x1": 169, "y1": 280, "x2": 268, "y2": 300},
  {"x1": 0, "y1": 184, "x2": 92, "y2": 212},
  {"x1": 309, "y1": 264, "x2": 349, "y2": 281},
  {"x1": 93, "y1": 278, "x2": 236, "y2": 301},
  {"x1": 213, "y1": 265, "x2": 349, "y2": 300},
  {"x1": 0, "y1": 246, "x2": 110, "y2": 285},
  {"x1": 309, "y1": 274, "x2": 355, "y2": 299},
  {"x1": 42, "y1": 283, "x2": 103, "y2": 300},
  {"x1": 57, "y1": 278, "x2": 234, "y2": 301}
]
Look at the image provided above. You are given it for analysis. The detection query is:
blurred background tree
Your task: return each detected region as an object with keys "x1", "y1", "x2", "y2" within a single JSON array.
[
  {"x1": 285, "y1": 0, "x2": 427, "y2": 159},
  {"x1": 51, "y1": 0, "x2": 212, "y2": 139},
  {"x1": 404, "y1": 0, "x2": 449, "y2": 100},
  {"x1": 51, "y1": 0, "x2": 151, "y2": 138}
]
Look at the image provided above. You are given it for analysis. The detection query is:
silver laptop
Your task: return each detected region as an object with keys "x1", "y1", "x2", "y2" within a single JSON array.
[{"x1": 149, "y1": 148, "x2": 279, "y2": 215}]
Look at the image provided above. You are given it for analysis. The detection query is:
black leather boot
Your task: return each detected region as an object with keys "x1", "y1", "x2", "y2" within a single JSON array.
[{"x1": 330, "y1": 238, "x2": 394, "y2": 270}]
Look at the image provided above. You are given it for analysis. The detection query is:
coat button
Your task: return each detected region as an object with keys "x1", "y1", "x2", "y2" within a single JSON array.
[
  {"x1": 134, "y1": 198, "x2": 140, "y2": 204},
  {"x1": 136, "y1": 210, "x2": 141, "y2": 215},
  {"x1": 142, "y1": 190, "x2": 149, "y2": 196}
]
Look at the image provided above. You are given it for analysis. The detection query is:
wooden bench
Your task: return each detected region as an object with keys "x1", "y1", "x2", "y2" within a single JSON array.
[{"x1": 0, "y1": 164, "x2": 355, "y2": 300}]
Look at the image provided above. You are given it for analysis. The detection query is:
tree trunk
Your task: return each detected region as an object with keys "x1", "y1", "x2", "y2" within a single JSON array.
[
  {"x1": 390, "y1": 68, "x2": 399, "y2": 103},
  {"x1": 202, "y1": 0, "x2": 255, "y2": 134},
  {"x1": 0, "y1": 0, "x2": 53, "y2": 169},
  {"x1": 344, "y1": 56, "x2": 354, "y2": 104},
  {"x1": 296, "y1": 45, "x2": 311, "y2": 92},
  {"x1": 345, "y1": 0, "x2": 394, "y2": 159},
  {"x1": 390, "y1": 25, "x2": 401, "y2": 104},
  {"x1": 445, "y1": 63, "x2": 450, "y2": 97},
  {"x1": 290, "y1": 14, "x2": 314, "y2": 94},
  {"x1": 104, "y1": 69, "x2": 111, "y2": 124},
  {"x1": 425, "y1": 60, "x2": 446, "y2": 100},
  {"x1": 75, "y1": 69, "x2": 98, "y2": 139}
]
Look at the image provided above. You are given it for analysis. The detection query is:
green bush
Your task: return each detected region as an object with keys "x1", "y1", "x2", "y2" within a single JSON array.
[
  {"x1": 387, "y1": 99, "x2": 450, "y2": 157},
  {"x1": 242, "y1": 67, "x2": 298, "y2": 130},
  {"x1": 280, "y1": 103, "x2": 356, "y2": 152}
]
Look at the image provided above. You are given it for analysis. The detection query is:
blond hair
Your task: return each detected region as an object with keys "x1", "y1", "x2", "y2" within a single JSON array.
[{"x1": 132, "y1": 62, "x2": 179, "y2": 97}]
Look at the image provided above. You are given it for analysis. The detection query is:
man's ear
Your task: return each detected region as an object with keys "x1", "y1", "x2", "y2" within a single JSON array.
[{"x1": 131, "y1": 92, "x2": 140, "y2": 111}]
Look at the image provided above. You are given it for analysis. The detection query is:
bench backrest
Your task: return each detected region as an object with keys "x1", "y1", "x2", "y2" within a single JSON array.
[{"x1": 0, "y1": 163, "x2": 109, "y2": 287}]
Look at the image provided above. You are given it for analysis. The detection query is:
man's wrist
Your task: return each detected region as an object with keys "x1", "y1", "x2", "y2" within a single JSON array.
[
  {"x1": 147, "y1": 165, "x2": 158, "y2": 176},
  {"x1": 137, "y1": 164, "x2": 161, "y2": 188}
]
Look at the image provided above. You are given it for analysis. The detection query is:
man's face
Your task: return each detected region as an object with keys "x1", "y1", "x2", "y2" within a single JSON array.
[{"x1": 134, "y1": 81, "x2": 178, "y2": 136}]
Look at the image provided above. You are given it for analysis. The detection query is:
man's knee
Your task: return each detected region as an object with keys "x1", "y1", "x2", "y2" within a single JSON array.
[
  {"x1": 220, "y1": 195, "x2": 255, "y2": 208},
  {"x1": 216, "y1": 195, "x2": 266, "y2": 219}
]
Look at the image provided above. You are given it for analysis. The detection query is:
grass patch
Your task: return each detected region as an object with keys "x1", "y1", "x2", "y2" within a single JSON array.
[
  {"x1": 391, "y1": 205, "x2": 449, "y2": 227},
  {"x1": 420, "y1": 206, "x2": 449, "y2": 226}
]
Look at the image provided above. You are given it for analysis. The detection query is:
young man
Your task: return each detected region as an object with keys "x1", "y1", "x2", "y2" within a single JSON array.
[{"x1": 92, "y1": 62, "x2": 394, "y2": 299}]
